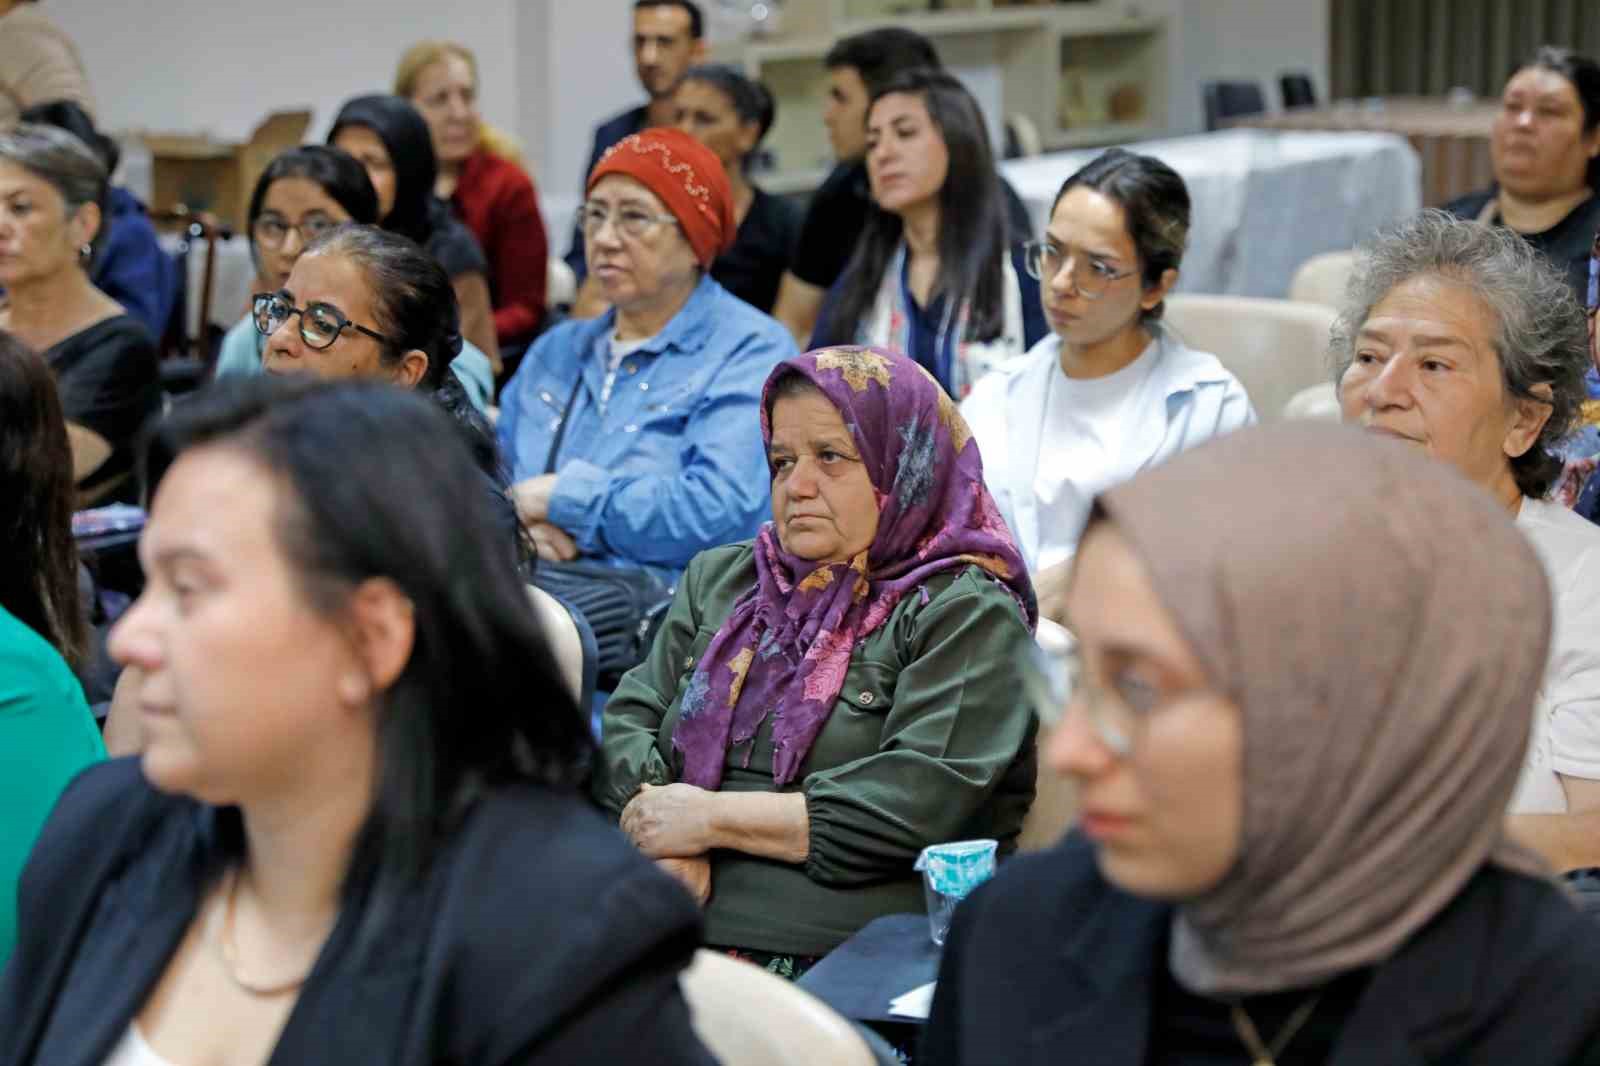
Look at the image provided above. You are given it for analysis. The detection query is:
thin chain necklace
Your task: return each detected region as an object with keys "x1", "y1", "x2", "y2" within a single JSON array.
[
  {"x1": 1230, "y1": 994, "x2": 1321, "y2": 1066},
  {"x1": 210, "y1": 868, "x2": 313, "y2": 998}
]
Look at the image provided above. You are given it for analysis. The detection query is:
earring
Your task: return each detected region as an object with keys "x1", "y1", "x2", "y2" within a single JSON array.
[
  {"x1": 78, "y1": 243, "x2": 92, "y2": 262},
  {"x1": 336, "y1": 672, "x2": 370, "y2": 707}
]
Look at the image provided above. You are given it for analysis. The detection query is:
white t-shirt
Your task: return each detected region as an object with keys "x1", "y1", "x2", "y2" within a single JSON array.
[
  {"x1": 1509, "y1": 497, "x2": 1600, "y2": 813},
  {"x1": 102, "y1": 1026, "x2": 180, "y2": 1066}
]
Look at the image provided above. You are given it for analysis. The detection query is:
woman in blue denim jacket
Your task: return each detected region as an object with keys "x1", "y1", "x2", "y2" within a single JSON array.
[{"x1": 501, "y1": 128, "x2": 797, "y2": 585}]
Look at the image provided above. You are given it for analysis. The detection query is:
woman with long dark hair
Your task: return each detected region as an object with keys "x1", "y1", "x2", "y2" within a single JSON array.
[
  {"x1": 328, "y1": 94, "x2": 500, "y2": 368},
  {"x1": 0, "y1": 376, "x2": 714, "y2": 1064},
  {"x1": 672, "y1": 64, "x2": 801, "y2": 313},
  {"x1": 810, "y1": 68, "x2": 1045, "y2": 396},
  {"x1": 0, "y1": 332, "x2": 104, "y2": 964}
]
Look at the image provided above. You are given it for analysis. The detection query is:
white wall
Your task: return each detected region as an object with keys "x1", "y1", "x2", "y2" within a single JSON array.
[{"x1": 1174, "y1": 0, "x2": 1330, "y2": 130}]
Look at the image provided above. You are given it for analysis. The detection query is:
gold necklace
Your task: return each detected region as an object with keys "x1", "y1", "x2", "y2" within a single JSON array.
[
  {"x1": 1230, "y1": 994, "x2": 1321, "y2": 1066},
  {"x1": 211, "y1": 869, "x2": 313, "y2": 998}
]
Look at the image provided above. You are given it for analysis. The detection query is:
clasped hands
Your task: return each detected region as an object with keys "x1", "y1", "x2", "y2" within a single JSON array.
[
  {"x1": 509, "y1": 475, "x2": 578, "y2": 562},
  {"x1": 622, "y1": 782, "x2": 716, "y2": 907}
]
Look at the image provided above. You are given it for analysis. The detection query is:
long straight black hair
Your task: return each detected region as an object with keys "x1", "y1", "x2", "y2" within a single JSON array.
[
  {"x1": 815, "y1": 68, "x2": 1011, "y2": 346},
  {"x1": 141, "y1": 376, "x2": 592, "y2": 902},
  {"x1": 0, "y1": 334, "x2": 86, "y2": 667}
]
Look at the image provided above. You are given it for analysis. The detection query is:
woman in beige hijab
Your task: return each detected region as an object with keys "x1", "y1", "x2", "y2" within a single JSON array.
[{"x1": 922, "y1": 421, "x2": 1600, "y2": 1066}]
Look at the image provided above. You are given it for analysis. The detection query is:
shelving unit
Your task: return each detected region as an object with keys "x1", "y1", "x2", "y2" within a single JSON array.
[{"x1": 712, "y1": 0, "x2": 1167, "y2": 194}]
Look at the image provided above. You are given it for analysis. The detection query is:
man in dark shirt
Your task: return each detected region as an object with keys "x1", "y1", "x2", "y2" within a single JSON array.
[
  {"x1": 772, "y1": 28, "x2": 1035, "y2": 346},
  {"x1": 565, "y1": 0, "x2": 706, "y2": 314}
]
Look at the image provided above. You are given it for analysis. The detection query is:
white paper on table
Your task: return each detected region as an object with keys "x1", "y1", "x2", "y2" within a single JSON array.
[{"x1": 888, "y1": 981, "x2": 937, "y2": 1020}]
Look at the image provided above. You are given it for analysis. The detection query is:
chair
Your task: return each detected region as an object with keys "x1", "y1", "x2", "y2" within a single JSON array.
[
  {"x1": 1283, "y1": 381, "x2": 1341, "y2": 421},
  {"x1": 680, "y1": 950, "x2": 887, "y2": 1066},
  {"x1": 1280, "y1": 71, "x2": 1317, "y2": 110},
  {"x1": 1288, "y1": 250, "x2": 1356, "y2": 309},
  {"x1": 547, "y1": 256, "x2": 577, "y2": 309},
  {"x1": 1163, "y1": 295, "x2": 1338, "y2": 420},
  {"x1": 1202, "y1": 80, "x2": 1266, "y2": 131},
  {"x1": 525, "y1": 584, "x2": 594, "y2": 706},
  {"x1": 1003, "y1": 113, "x2": 1043, "y2": 160}
]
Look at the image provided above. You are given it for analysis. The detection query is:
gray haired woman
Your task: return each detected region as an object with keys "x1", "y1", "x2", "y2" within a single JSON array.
[
  {"x1": 0, "y1": 123, "x2": 159, "y2": 503},
  {"x1": 1335, "y1": 209, "x2": 1600, "y2": 868}
]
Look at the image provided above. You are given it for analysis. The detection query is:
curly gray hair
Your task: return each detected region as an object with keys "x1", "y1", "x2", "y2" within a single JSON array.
[{"x1": 1331, "y1": 209, "x2": 1591, "y2": 498}]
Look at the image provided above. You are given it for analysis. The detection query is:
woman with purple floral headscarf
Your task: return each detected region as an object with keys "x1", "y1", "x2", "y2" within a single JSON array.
[{"x1": 595, "y1": 346, "x2": 1038, "y2": 977}]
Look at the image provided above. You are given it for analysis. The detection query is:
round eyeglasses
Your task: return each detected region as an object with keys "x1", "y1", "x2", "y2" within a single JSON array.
[
  {"x1": 1022, "y1": 239, "x2": 1137, "y2": 300},
  {"x1": 252, "y1": 292, "x2": 393, "y2": 351},
  {"x1": 579, "y1": 204, "x2": 681, "y2": 240},
  {"x1": 1019, "y1": 630, "x2": 1201, "y2": 758},
  {"x1": 252, "y1": 216, "x2": 340, "y2": 251}
]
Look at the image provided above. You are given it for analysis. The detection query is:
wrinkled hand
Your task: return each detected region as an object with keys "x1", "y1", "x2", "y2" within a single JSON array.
[
  {"x1": 1034, "y1": 559, "x2": 1072, "y2": 627},
  {"x1": 621, "y1": 783, "x2": 716, "y2": 858},
  {"x1": 510, "y1": 474, "x2": 560, "y2": 525},
  {"x1": 656, "y1": 856, "x2": 712, "y2": 907},
  {"x1": 525, "y1": 520, "x2": 579, "y2": 562}
]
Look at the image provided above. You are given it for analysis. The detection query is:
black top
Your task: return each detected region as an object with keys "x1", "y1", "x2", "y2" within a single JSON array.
[
  {"x1": 422, "y1": 197, "x2": 490, "y2": 281},
  {"x1": 1444, "y1": 189, "x2": 1600, "y2": 302},
  {"x1": 710, "y1": 187, "x2": 802, "y2": 313},
  {"x1": 790, "y1": 160, "x2": 1038, "y2": 290},
  {"x1": 0, "y1": 758, "x2": 716, "y2": 1066},
  {"x1": 1147, "y1": 961, "x2": 1371, "y2": 1066},
  {"x1": 44, "y1": 314, "x2": 160, "y2": 499},
  {"x1": 921, "y1": 832, "x2": 1600, "y2": 1066}
]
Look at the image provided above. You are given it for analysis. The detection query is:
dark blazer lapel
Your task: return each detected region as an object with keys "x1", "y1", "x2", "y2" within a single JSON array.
[{"x1": 1027, "y1": 885, "x2": 1168, "y2": 1066}]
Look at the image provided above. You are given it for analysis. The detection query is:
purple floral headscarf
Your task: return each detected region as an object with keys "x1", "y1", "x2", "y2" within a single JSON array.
[{"x1": 671, "y1": 346, "x2": 1036, "y2": 789}]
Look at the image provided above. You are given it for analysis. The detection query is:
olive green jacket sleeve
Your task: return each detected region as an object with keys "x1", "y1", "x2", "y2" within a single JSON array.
[{"x1": 801, "y1": 569, "x2": 1035, "y2": 887}]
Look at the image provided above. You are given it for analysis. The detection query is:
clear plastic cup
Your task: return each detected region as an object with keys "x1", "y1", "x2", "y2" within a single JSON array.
[{"x1": 914, "y1": 839, "x2": 998, "y2": 946}]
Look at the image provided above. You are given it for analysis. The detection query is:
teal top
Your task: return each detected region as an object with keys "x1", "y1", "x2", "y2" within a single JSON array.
[
  {"x1": 595, "y1": 542, "x2": 1037, "y2": 957},
  {"x1": 214, "y1": 315, "x2": 495, "y2": 412},
  {"x1": 0, "y1": 604, "x2": 104, "y2": 964}
]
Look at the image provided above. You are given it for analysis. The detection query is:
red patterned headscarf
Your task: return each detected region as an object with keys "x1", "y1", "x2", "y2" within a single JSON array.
[{"x1": 587, "y1": 128, "x2": 736, "y2": 268}]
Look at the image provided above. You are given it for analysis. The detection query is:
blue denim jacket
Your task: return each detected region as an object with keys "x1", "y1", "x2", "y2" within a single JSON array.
[{"x1": 499, "y1": 274, "x2": 797, "y2": 584}]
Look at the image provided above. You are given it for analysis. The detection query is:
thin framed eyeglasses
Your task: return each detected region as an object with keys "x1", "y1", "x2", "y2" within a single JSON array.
[
  {"x1": 252, "y1": 216, "x2": 340, "y2": 251},
  {"x1": 1019, "y1": 636, "x2": 1201, "y2": 758},
  {"x1": 1022, "y1": 239, "x2": 1137, "y2": 299},
  {"x1": 252, "y1": 292, "x2": 393, "y2": 351},
  {"x1": 579, "y1": 203, "x2": 681, "y2": 240}
]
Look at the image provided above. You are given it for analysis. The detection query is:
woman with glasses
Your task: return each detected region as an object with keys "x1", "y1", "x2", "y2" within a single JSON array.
[
  {"x1": 808, "y1": 68, "x2": 1046, "y2": 398},
  {"x1": 0, "y1": 123, "x2": 159, "y2": 504},
  {"x1": 497, "y1": 127, "x2": 795, "y2": 578},
  {"x1": 213, "y1": 147, "x2": 495, "y2": 412},
  {"x1": 596, "y1": 346, "x2": 1037, "y2": 979},
  {"x1": 961, "y1": 149, "x2": 1253, "y2": 617},
  {"x1": 924, "y1": 421, "x2": 1600, "y2": 1066},
  {"x1": 0, "y1": 375, "x2": 716, "y2": 1066}
]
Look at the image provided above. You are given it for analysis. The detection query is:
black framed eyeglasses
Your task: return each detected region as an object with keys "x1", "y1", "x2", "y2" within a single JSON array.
[{"x1": 252, "y1": 292, "x2": 392, "y2": 351}]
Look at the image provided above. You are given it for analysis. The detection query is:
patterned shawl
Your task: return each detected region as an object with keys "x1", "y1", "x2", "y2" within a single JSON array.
[{"x1": 671, "y1": 346, "x2": 1036, "y2": 789}]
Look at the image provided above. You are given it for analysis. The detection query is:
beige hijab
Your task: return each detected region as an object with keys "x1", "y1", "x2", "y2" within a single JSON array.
[{"x1": 1096, "y1": 421, "x2": 1552, "y2": 997}]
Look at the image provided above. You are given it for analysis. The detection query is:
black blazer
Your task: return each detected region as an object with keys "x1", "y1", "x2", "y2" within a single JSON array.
[
  {"x1": 0, "y1": 759, "x2": 717, "y2": 1066},
  {"x1": 923, "y1": 833, "x2": 1600, "y2": 1066}
]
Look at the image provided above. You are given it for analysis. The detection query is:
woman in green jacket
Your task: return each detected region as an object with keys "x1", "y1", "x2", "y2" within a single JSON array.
[
  {"x1": 595, "y1": 345, "x2": 1037, "y2": 975},
  {"x1": 0, "y1": 333, "x2": 104, "y2": 963}
]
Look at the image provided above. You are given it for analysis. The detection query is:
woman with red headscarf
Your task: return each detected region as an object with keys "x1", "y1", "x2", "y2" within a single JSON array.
[{"x1": 498, "y1": 128, "x2": 796, "y2": 585}]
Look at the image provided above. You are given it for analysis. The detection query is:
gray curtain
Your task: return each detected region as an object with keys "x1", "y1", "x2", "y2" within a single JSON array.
[{"x1": 1331, "y1": 0, "x2": 1600, "y2": 99}]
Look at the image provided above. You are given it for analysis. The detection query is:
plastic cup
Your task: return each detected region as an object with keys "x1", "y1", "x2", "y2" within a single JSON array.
[{"x1": 914, "y1": 839, "x2": 998, "y2": 946}]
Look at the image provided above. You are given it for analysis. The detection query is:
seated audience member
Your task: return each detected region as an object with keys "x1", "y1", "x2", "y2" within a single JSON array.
[
  {"x1": 499, "y1": 128, "x2": 796, "y2": 582},
  {"x1": 329, "y1": 94, "x2": 499, "y2": 369},
  {"x1": 0, "y1": 0, "x2": 93, "y2": 128},
  {"x1": 0, "y1": 123, "x2": 158, "y2": 503},
  {"x1": 1334, "y1": 211, "x2": 1600, "y2": 869},
  {"x1": 673, "y1": 64, "x2": 800, "y2": 314},
  {"x1": 1552, "y1": 227, "x2": 1600, "y2": 522},
  {"x1": 595, "y1": 346, "x2": 1038, "y2": 975},
  {"x1": 0, "y1": 333, "x2": 104, "y2": 965},
  {"x1": 0, "y1": 376, "x2": 714, "y2": 1065},
  {"x1": 564, "y1": 0, "x2": 706, "y2": 313},
  {"x1": 20, "y1": 100, "x2": 178, "y2": 341},
  {"x1": 962, "y1": 149, "x2": 1254, "y2": 617},
  {"x1": 809, "y1": 69, "x2": 1046, "y2": 397},
  {"x1": 1446, "y1": 46, "x2": 1600, "y2": 299},
  {"x1": 923, "y1": 421, "x2": 1600, "y2": 1065},
  {"x1": 397, "y1": 40, "x2": 549, "y2": 355},
  {"x1": 213, "y1": 147, "x2": 494, "y2": 411},
  {"x1": 771, "y1": 28, "x2": 1037, "y2": 346}
]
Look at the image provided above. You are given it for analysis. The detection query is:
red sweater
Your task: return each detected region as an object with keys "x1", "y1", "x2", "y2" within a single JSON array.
[{"x1": 453, "y1": 146, "x2": 548, "y2": 346}]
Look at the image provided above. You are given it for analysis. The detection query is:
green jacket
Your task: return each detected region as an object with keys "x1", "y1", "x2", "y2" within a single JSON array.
[{"x1": 594, "y1": 541, "x2": 1037, "y2": 957}]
